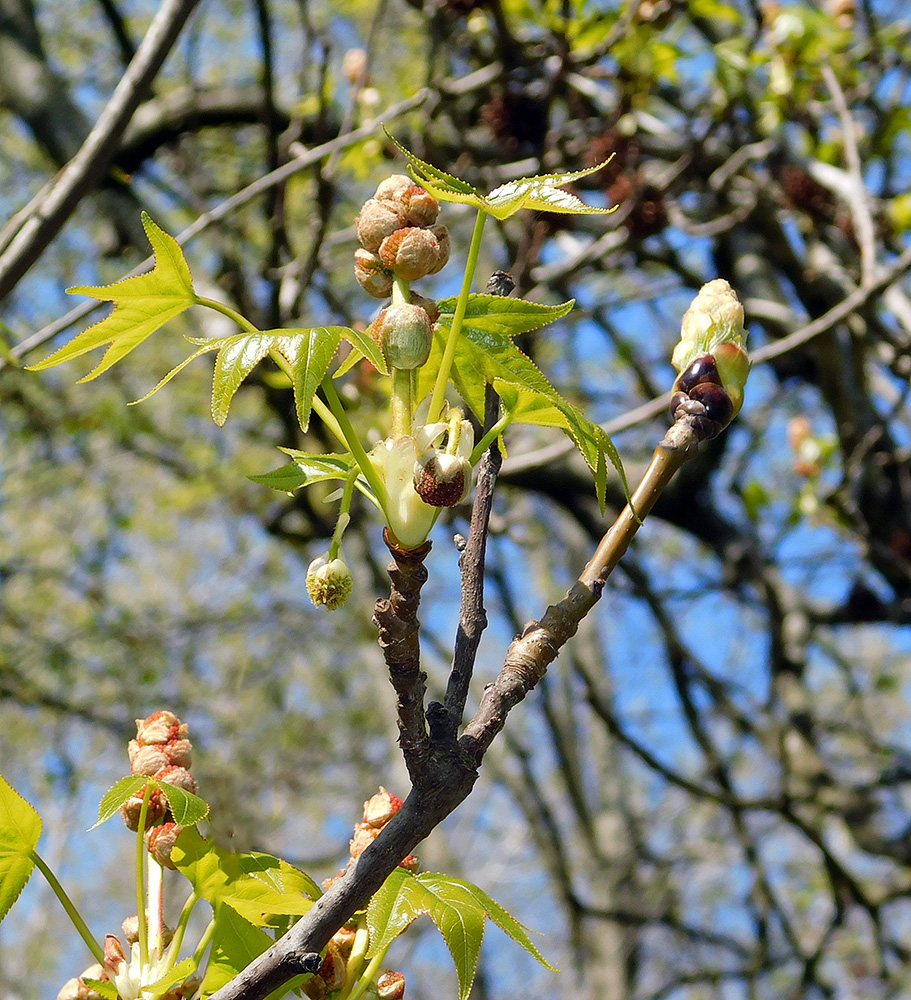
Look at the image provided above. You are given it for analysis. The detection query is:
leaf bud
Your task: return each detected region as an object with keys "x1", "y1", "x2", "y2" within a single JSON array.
[
  {"x1": 145, "y1": 821, "x2": 183, "y2": 869},
  {"x1": 671, "y1": 278, "x2": 747, "y2": 377},
  {"x1": 413, "y1": 452, "x2": 471, "y2": 507},
  {"x1": 374, "y1": 174, "x2": 414, "y2": 202},
  {"x1": 373, "y1": 303, "x2": 432, "y2": 370},
  {"x1": 306, "y1": 554, "x2": 354, "y2": 610},
  {"x1": 376, "y1": 971, "x2": 406, "y2": 1000},
  {"x1": 331, "y1": 924, "x2": 358, "y2": 958},
  {"x1": 401, "y1": 185, "x2": 440, "y2": 227},
  {"x1": 378, "y1": 227, "x2": 442, "y2": 281},
  {"x1": 354, "y1": 248, "x2": 394, "y2": 299},
  {"x1": 349, "y1": 822, "x2": 378, "y2": 859},
  {"x1": 398, "y1": 854, "x2": 419, "y2": 872},
  {"x1": 356, "y1": 198, "x2": 406, "y2": 251},
  {"x1": 318, "y1": 943, "x2": 346, "y2": 992}
]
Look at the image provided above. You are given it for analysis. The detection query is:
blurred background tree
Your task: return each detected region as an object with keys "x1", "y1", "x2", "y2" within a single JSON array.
[{"x1": 3, "y1": 1, "x2": 911, "y2": 998}]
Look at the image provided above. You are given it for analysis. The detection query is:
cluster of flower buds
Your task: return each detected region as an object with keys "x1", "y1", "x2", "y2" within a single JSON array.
[
  {"x1": 323, "y1": 788, "x2": 418, "y2": 892},
  {"x1": 306, "y1": 553, "x2": 354, "y2": 610},
  {"x1": 355, "y1": 175, "x2": 449, "y2": 298},
  {"x1": 669, "y1": 278, "x2": 750, "y2": 440},
  {"x1": 103, "y1": 932, "x2": 199, "y2": 1000},
  {"x1": 301, "y1": 790, "x2": 411, "y2": 1000},
  {"x1": 120, "y1": 710, "x2": 195, "y2": 869}
]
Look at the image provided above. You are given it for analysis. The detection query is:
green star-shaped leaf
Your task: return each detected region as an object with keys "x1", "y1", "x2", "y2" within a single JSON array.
[
  {"x1": 386, "y1": 129, "x2": 615, "y2": 220},
  {"x1": 28, "y1": 212, "x2": 196, "y2": 381}
]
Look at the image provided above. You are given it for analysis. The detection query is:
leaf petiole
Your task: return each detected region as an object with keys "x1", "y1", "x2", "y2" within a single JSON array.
[
  {"x1": 345, "y1": 945, "x2": 389, "y2": 1000},
  {"x1": 319, "y1": 376, "x2": 388, "y2": 510},
  {"x1": 164, "y1": 889, "x2": 199, "y2": 972},
  {"x1": 135, "y1": 783, "x2": 153, "y2": 967},
  {"x1": 194, "y1": 295, "x2": 261, "y2": 336},
  {"x1": 30, "y1": 851, "x2": 105, "y2": 967},
  {"x1": 470, "y1": 410, "x2": 511, "y2": 465},
  {"x1": 427, "y1": 210, "x2": 488, "y2": 424}
]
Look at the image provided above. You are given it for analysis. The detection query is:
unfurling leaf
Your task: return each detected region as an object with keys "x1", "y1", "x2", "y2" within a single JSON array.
[
  {"x1": 0, "y1": 772, "x2": 42, "y2": 923},
  {"x1": 250, "y1": 451, "x2": 378, "y2": 506},
  {"x1": 28, "y1": 213, "x2": 196, "y2": 380},
  {"x1": 134, "y1": 327, "x2": 353, "y2": 427},
  {"x1": 91, "y1": 774, "x2": 208, "y2": 829},
  {"x1": 367, "y1": 869, "x2": 555, "y2": 1000},
  {"x1": 386, "y1": 130, "x2": 614, "y2": 220}
]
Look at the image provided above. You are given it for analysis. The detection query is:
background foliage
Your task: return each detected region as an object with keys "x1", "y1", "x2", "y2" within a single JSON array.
[{"x1": 3, "y1": 1, "x2": 911, "y2": 998}]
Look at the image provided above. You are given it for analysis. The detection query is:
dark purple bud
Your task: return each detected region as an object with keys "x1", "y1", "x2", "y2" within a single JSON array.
[
  {"x1": 674, "y1": 353, "x2": 721, "y2": 394},
  {"x1": 689, "y1": 382, "x2": 734, "y2": 428}
]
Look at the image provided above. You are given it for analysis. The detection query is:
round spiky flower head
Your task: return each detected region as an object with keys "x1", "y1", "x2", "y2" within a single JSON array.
[{"x1": 306, "y1": 554, "x2": 353, "y2": 610}]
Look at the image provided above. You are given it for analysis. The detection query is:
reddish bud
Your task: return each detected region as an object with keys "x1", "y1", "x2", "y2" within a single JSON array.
[
  {"x1": 362, "y1": 787, "x2": 403, "y2": 828},
  {"x1": 408, "y1": 292, "x2": 440, "y2": 326},
  {"x1": 378, "y1": 227, "x2": 441, "y2": 281},
  {"x1": 374, "y1": 175, "x2": 413, "y2": 202},
  {"x1": 103, "y1": 936, "x2": 126, "y2": 978},
  {"x1": 146, "y1": 822, "x2": 182, "y2": 869},
  {"x1": 425, "y1": 225, "x2": 450, "y2": 274},
  {"x1": 135, "y1": 711, "x2": 180, "y2": 745},
  {"x1": 120, "y1": 788, "x2": 167, "y2": 831},
  {"x1": 154, "y1": 765, "x2": 197, "y2": 794},
  {"x1": 331, "y1": 924, "x2": 358, "y2": 957},
  {"x1": 129, "y1": 742, "x2": 169, "y2": 777},
  {"x1": 377, "y1": 970, "x2": 406, "y2": 1000},
  {"x1": 355, "y1": 248, "x2": 394, "y2": 299},
  {"x1": 398, "y1": 854, "x2": 420, "y2": 872},
  {"x1": 349, "y1": 822, "x2": 378, "y2": 859},
  {"x1": 319, "y1": 943, "x2": 346, "y2": 991},
  {"x1": 357, "y1": 199, "x2": 405, "y2": 251},
  {"x1": 163, "y1": 739, "x2": 193, "y2": 769},
  {"x1": 401, "y1": 186, "x2": 439, "y2": 227}
]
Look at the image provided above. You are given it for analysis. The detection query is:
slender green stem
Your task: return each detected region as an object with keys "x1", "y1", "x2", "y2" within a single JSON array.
[
  {"x1": 192, "y1": 918, "x2": 216, "y2": 968},
  {"x1": 427, "y1": 210, "x2": 488, "y2": 424},
  {"x1": 346, "y1": 946, "x2": 390, "y2": 1000},
  {"x1": 391, "y1": 368, "x2": 413, "y2": 437},
  {"x1": 328, "y1": 468, "x2": 358, "y2": 560},
  {"x1": 164, "y1": 889, "x2": 199, "y2": 972},
  {"x1": 343, "y1": 917, "x2": 370, "y2": 995},
  {"x1": 195, "y1": 295, "x2": 260, "y2": 336},
  {"x1": 320, "y1": 376, "x2": 388, "y2": 508},
  {"x1": 470, "y1": 412, "x2": 511, "y2": 465},
  {"x1": 31, "y1": 851, "x2": 104, "y2": 967},
  {"x1": 135, "y1": 785, "x2": 153, "y2": 968}
]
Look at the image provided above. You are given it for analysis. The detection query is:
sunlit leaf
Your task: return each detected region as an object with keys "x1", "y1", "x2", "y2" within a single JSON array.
[
  {"x1": 133, "y1": 327, "x2": 353, "y2": 427},
  {"x1": 386, "y1": 130, "x2": 614, "y2": 220},
  {"x1": 200, "y1": 905, "x2": 275, "y2": 999},
  {"x1": 0, "y1": 772, "x2": 42, "y2": 922},
  {"x1": 137, "y1": 958, "x2": 197, "y2": 1000},
  {"x1": 436, "y1": 294, "x2": 575, "y2": 339},
  {"x1": 81, "y1": 979, "x2": 119, "y2": 1000},
  {"x1": 367, "y1": 869, "x2": 555, "y2": 1000},
  {"x1": 28, "y1": 213, "x2": 196, "y2": 380},
  {"x1": 250, "y1": 451, "x2": 364, "y2": 493},
  {"x1": 91, "y1": 775, "x2": 208, "y2": 830}
]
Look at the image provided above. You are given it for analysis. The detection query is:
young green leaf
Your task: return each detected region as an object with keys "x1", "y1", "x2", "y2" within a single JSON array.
[
  {"x1": 172, "y1": 827, "x2": 318, "y2": 923},
  {"x1": 133, "y1": 327, "x2": 352, "y2": 428},
  {"x1": 436, "y1": 294, "x2": 575, "y2": 339},
  {"x1": 367, "y1": 869, "x2": 555, "y2": 1000},
  {"x1": 93, "y1": 775, "x2": 147, "y2": 829},
  {"x1": 386, "y1": 130, "x2": 614, "y2": 220},
  {"x1": 200, "y1": 905, "x2": 277, "y2": 999},
  {"x1": 80, "y1": 978, "x2": 119, "y2": 1000},
  {"x1": 127, "y1": 958, "x2": 197, "y2": 1000},
  {"x1": 28, "y1": 213, "x2": 196, "y2": 380},
  {"x1": 0, "y1": 772, "x2": 42, "y2": 922},
  {"x1": 250, "y1": 451, "x2": 378, "y2": 506},
  {"x1": 91, "y1": 775, "x2": 208, "y2": 829}
]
